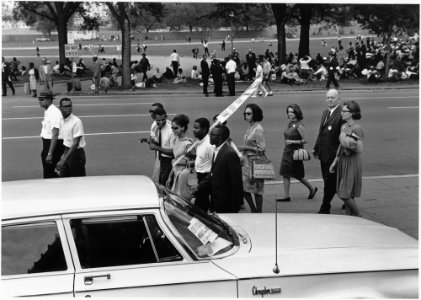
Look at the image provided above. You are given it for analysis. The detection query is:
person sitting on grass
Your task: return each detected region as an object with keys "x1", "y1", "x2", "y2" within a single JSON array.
[{"x1": 190, "y1": 66, "x2": 202, "y2": 80}]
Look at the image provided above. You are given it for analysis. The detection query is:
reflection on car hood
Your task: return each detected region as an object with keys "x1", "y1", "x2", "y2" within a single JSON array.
[{"x1": 216, "y1": 213, "x2": 418, "y2": 277}]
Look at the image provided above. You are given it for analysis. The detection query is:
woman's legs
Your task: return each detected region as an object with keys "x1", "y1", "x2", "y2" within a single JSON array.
[
  {"x1": 297, "y1": 177, "x2": 316, "y2": 195},
  {"x1": 342, "y1": 198, "x2": 361, "y2": 217},
  {"x1": 282, "y1": 176, "x2": 290, "y2": 198},
  {"x1": 244, "y1": 192, "x2": 257, "y2": 213},
  {"x1": 255, "y1": 194, "x2": 263, "y2": 213}
]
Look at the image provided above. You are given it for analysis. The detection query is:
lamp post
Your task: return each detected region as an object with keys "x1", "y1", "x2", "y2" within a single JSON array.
[{"x1": 229, "y1": 11, "x2": 234, "y2": 52}]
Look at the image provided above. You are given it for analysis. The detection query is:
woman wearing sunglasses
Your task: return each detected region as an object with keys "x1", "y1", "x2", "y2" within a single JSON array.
[
  {"x1": 329, "y1": 100, "x2": 364, "y2": 217},
  {"x1": 237, "y1": 103, "x2": 266, "y2": 213}
]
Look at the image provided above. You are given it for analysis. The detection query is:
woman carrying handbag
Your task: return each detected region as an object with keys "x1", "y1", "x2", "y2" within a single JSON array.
[{"x1": 278, "y1": 104, "x2": 317, "y2": 202}]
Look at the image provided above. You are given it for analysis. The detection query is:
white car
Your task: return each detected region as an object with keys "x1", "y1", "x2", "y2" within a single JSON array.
[
  {"x1": 2, "y1": 176, "x2": 418, "y2": 298},
  {"x1": 35, "y1": 36, "x2": 50, "y2": 42}
]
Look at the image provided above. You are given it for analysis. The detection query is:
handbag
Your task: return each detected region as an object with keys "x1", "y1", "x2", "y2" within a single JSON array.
[
  {"x1": 293, "y1": 148, "x2": 311, "y2": 161},
  {"x1": 250, "y1": 154, "x2": 276, "y2": 180}
]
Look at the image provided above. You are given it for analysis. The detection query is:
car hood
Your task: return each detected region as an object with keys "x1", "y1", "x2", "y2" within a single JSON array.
[{"x1": 215, "y1": 213, "x2": 418, "y2": 278}]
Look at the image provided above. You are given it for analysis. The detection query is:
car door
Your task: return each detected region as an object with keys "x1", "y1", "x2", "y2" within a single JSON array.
[
  {"x1": 1, "y1": 216, "x2": 75, "y2": 297},
  {"x1": 63, "y1": 210, "x2": 237, "y2": 297}
]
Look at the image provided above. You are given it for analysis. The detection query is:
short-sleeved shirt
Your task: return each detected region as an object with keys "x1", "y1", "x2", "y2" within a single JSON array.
[
  {"x1": 61, "y1": 114, "x2": 86, "y2": 148},
  {"x1": 195, "y1": 135, "x2": 214, "y2": 173},
  {"x1": 40, "y1": 104, "x2": 63, "y2": 139}
]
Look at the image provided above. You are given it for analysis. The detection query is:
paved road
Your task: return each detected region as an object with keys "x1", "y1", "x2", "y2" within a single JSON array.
[{"x1": 2, "y1": 87, "x2": 418, "y2": 238}]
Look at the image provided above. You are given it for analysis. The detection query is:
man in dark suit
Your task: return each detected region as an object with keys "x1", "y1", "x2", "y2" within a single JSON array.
[
  {"x1": 325, "y1": 52, "x2": 339, "y2": 89},
  {"x1": 200, "y1": 54, "x2": 210, "y2": 97},
  {"x1": 2, "y1": 57, "x2": 15, "y2": 96},
  {"x1": 199, "y1": 125, "x2": 243, "y2": 213},
  {"x1": 313, "y1": 89, "x2": 344, "y2": 214}
]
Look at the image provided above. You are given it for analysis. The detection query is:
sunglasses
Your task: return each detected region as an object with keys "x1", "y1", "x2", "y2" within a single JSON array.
[{"x1": 171, "y1": 126, "x2": 179, "y2": 130}]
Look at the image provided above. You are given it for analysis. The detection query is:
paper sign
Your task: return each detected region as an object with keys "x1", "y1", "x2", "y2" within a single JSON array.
[{"x1": 188, "y1": 218, "x2": 218, "y2": 245}]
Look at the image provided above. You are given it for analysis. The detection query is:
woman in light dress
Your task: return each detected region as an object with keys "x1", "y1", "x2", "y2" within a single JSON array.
[
  {"x1": 28, "y1": 62, "x2": 38, "y2": 97},
  {"x1": 330, "y1": 100, "x2": 364, "y2": 217},
  {"x1": 166, "y1": 114, "x2": 196, "y2": 200}
]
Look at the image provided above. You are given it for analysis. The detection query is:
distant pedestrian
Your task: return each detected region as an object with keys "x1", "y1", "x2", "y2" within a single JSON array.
[
  {"x1": 92, "y1": 55, "x2": 101, "y2": 94},
  {"x1": 200, "y1": 54, "x2": 210, "y2": 97},
  {"x1": 225, "y1": 55, "x2": 237, "y2": 96},
  {"x1": 2, "y1": 57, "x2": 15, "y2": 96},
  {"x1": 39, "y1": 57, "x2": 53, "y2": 91},
  {"x1": 36, "y1": 46, "x2": 40, "y2": 57},
  {"x1": 221, "y1": 40, "x2": 226, "y2": 51},
  {"x1": 251, "y1": 57, "x2": 268, "y2": 97},
  {"x1": 170, "y1": 49, "x2": 180, "y2": 77},
  {"x1": 28, "y1": 62, "x2": 39, "y2": 97},
  {"x1": 203, "y1": 39, "x2": 210, "y2": 56},
  {"x1": 139, "y1": 53, "x2": 151, "y2": 82},
  {"x1": 329, "y1": 100, "x2": 364, "y2": 217},
  {"x1": 38, "y1": 89, "x2": 64, "y2": 178},
  {"x1": 325, "y1": 53, "x2": 339, "y2": 89},
  {"x1": 210, "y1": 58, "x2": 224, "y2": 97},
  {"x1": 56, "y1": 98, "x2": 87, "y2": 177}
]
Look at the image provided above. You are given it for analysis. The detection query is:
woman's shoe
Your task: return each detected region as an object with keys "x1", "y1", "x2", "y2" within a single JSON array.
[
  {"x1": 276, "y1": 197, "x2": 291, "y2": 202},
  {"x1": 308, "y1": 187, "x2": 318, "y2": 199}
]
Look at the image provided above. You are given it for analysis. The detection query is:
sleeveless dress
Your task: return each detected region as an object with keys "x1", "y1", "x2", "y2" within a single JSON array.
[
  {"x1": 242, "y1": 122, "x2": 265, "y2": 195},
  {"x1": 336, "y1": 123, "x2": 364, "y2": 198},
  {"x1": 171, "y1": 136, "x2": 196, "y2": 200},
  {"x1": 279, "y1": 120, "x2": 305, "y2": 179}
]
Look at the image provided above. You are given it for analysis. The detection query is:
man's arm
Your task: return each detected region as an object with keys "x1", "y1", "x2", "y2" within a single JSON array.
[
  {"x1": 56, "y1": 136, "x2": 81, "y2": 170},
  {"x1": 46, "y1": 127, "x2": 59, "y2": 164}
]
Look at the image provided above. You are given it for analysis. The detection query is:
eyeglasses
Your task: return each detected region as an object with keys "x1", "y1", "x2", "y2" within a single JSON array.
[
  {"x1": 243, "y1": 112, "x2": 252, "y2": 116},
  {"x1": 171, "y1": 126, "x2": 179, "y2": 130}
]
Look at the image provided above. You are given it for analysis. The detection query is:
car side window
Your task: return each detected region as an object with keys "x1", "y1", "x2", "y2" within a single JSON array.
[
  {"x1": 70, "y1": 215, "x2": 181, "y2": 269},
  {"x1": 2, "y1": 222, "x2": 67, "y2": 276}
]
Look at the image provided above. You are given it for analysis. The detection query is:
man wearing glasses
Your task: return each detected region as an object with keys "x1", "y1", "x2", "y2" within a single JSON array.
[
  {"x1": 38, "y1": 89, "x2": 64, "y2": 178},
  {"x1": 313, "y1": 89, "x2": 345, "y2": 214},
  {"x1": 56, "y1": 98, "x2": 86, "y2": 177}
]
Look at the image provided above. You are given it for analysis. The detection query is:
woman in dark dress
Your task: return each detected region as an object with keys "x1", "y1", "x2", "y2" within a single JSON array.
[{"x1": 277, "y1": 104, "x2": 317, "y2": 202}]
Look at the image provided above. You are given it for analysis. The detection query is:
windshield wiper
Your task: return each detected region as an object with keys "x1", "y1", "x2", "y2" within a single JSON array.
[{"x1": 210, "y1": 213, "x2": 237, "y2": 243}]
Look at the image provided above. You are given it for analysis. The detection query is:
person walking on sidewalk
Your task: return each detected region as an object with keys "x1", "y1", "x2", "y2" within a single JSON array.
[
  {"x1": 56, "y1": 98, "x2": 87, "y2": 177},
  {"x1": 200, "y1": 54, "x2": 210, "y2": 97},
  {"x1": 2, "y1": 57, "x2": 15, "y2": 96},
  {"x1": 38, "y1": 89, "x2": 64, "y2": 178},
  {"x1": 92, "y1": 55, "x2": 101, "y2": 94},
  {"x1": 313, "y1": 89, "x2": 345, "y2": 214},
  {"x1": 238, "y1": 103, "x2": 266, "y2": 213},
  {"x1": 28, "y1": 62, "x2": 39, "y2": 97},
  {"x1": 329, "y1": 100, "x2": 364, "y2": 217},
  {"x1": 39, "y1": 57, "x2": 53, "y2": 91},
  {"x1": 277, "y1": 104, "x2": 317, "y2": 202},
  {"x1": 251, "y1": 57, "x2": 268, "y2": 97}
]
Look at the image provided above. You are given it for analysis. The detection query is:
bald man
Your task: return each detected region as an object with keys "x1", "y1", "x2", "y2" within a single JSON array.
[{"x1": 313, "y1": 89, "x2": 345, "y2": 214}]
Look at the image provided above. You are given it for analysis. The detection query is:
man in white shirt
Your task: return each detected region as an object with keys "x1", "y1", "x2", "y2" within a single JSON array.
[
  {"x1": 225, "y1": 55, "x2": 237, "y2": 96},
  {"x1": 56, "y1": 98, "x2": 86, "y2": 177},
  {"x1": 262, "y1": 56, "x2": 273, "y2": 95},
  {"x1": 38, "y1": 89, "x2": 64, "y2": 178},
  {"x1": 190, "y1": 118, "x2": 214, "y2": 212},
  {"x1": 170, "y1": 49, "x2": 180, "y2": 78},
  {"x1": 149, "y1": 108, "x2": 175, "y2": 185}
]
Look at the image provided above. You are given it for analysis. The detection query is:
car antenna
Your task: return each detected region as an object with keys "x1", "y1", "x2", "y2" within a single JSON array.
[{"x1": 273, "y1": 199, "x2": 280, "y2": 274}]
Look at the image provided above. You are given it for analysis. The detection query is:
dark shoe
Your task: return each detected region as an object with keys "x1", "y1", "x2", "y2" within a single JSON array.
[
  {"x1": 318, "y1": 210, "x2": 330, "y2": 214},
  {"x1": 276, "y1": 197, "x2": 291, "y2": 202},
  {"x1": 308, "y1": 187, "x2": 318, "y2": 199},
  {"x1": 341, "y1": 203, "x2": 346, "y2": 209}
]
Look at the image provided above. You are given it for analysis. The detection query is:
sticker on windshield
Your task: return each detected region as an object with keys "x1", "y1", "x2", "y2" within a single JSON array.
[{"x1": 188, "y1": 218, "x2": 218, "y2": 245}]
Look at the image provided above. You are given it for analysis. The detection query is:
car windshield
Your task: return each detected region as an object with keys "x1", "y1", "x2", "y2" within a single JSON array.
[{"x1": 158, "y1": 185, "x2": 238, "y2": 259}]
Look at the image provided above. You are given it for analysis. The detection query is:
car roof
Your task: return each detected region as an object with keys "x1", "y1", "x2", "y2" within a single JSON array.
[{"x1": 2, "y1": 175, "x2": 160, "y2": 220}]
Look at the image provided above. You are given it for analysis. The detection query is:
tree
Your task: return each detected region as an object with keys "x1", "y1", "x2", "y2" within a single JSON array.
[
  {"x1": 271, "y1": 4, "x2": 290, "y2": 64},
  {"x1": 354, "y1": 4, "x2": 419, "y2": 76},
  {"x1": 129, "y1": 2, "x2": 164, "y2": 33},
  {"x1": 13, "y1": 2, "x2": 83, "y2": 65},
  {"x1": 106, "y1": 2, "x2": 132, "y2": 89}
]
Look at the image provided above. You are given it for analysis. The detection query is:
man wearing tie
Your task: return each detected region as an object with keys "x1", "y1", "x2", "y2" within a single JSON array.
[
  {"x1": 199, "y1": 124, "x2": 243, "y2": 213},
  {"x1": 313, "y1": 89, "x2": 344, "y2": 214},
  {"x1": 200, "y1": 54, "x2": 210, "y2": 97},
  {"x1": 148, "y1": 108, "x2": 174, "y2": 185}
]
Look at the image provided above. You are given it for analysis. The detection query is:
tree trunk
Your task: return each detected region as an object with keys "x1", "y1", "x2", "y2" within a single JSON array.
[
  {"x1": 271, "y1": 4, "x2": 288, "y2": 65},
  {"x1": 56, "y1": 17, "x2": 68, "y2": 65},
  {"x1": 121, "y1": 17, "x2": 131, "y2": 88},
  {"x1": 298, "y1": 5, "x2": 312, "y2": 58}
]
